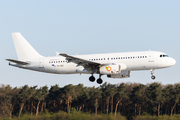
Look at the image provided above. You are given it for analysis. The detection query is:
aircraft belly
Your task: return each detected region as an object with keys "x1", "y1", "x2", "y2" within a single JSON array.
[{"x1": 44, "y1": 63, "x2": 84, "y2": 74}]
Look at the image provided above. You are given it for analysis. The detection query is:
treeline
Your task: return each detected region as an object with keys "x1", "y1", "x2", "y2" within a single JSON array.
[{"x1": 1, "y1": 82, "x2": 180, "y2": 120}]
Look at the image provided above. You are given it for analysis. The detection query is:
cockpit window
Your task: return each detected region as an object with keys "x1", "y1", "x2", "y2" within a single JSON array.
[{"x1": 160, "y1": 54, "x2": 169, "y2": 57}]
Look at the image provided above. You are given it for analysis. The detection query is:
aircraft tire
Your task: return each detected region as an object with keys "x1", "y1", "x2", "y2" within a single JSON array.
[
  {"x1": 151, "y1": 75, "x2": 155, "y2": 80},
  {"x1": 97, "y1": 78, "x2": 103, "y2": 84},
  {"x1": 89, "y1": 76, "x2": 95, "y2": 82}
]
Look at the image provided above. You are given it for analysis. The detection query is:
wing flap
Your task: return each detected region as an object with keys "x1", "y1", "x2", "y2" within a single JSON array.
[{"x1": 6, "y1": 59, "x2": 29, "y2": 65}]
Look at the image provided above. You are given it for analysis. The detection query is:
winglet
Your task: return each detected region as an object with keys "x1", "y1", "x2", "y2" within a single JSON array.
[{"x1": 55, "y1": 51, "x2": 60, "y2": 56}]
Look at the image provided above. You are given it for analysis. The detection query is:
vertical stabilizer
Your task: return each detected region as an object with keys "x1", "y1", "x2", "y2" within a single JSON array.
[{"x1": 12, "y1": 32, "x2": 42, "y2": 60}]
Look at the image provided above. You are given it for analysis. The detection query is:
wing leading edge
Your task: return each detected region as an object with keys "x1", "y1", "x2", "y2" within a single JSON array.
[{"x1": 59, "y1": 53, "x2": 100, "y2": 68}]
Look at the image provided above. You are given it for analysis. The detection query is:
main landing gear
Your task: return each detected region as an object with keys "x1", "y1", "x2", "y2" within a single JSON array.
[
  {"x1": 151, "y1": 69, "x2": 155, "y2": 80},
  {"x1": 89, "y1": 75, "x2": 95, "y2": 82},
  {"x1": 89, "y1": 74, "x2": 103, "y2": 84}
]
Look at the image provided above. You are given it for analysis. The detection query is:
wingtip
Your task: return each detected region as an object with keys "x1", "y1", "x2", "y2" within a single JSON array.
[{"x1": 55, "y1": 51, "x2": 59, "y2": 56}]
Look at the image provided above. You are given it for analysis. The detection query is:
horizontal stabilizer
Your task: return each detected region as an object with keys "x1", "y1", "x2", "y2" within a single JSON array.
[{"x1": 6, "y1": 59, "x2": 29, "y2": 65}]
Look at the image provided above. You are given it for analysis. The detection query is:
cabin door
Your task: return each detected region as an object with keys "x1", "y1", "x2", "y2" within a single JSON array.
[{"x1": 148, "y1": 52, "x2": 154, "y2": 62}]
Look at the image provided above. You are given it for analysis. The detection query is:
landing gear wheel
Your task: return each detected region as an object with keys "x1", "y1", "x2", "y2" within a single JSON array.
[
  {"x1": 89, "y1": 76, "x2": 95, "y2": 82},
  {"x1": 150, "y1": 69, "x2": 155, "y2": 80},
  {"x1": 97, "y1": 78, "x2": 103, "y2": 84},
  {"x1": 151, "y1": 75, "x2": 155, "y2": 80}
]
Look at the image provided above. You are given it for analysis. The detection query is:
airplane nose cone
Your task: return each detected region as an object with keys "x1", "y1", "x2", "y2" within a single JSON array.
[
  {"x1": 172, "y1": 59, "x2": 176, "y2": 65},
  {"x1": 171, "y1": 58, "x2": 176, "y2": 66}
]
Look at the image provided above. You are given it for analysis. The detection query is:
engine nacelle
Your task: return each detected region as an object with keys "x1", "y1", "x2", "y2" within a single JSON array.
[
  {"x1": 99, "y1": 63, "x2": 127, "y2": 75},
  {"x1": 107, "y1": 71, "x2": 131, "y2": 78},
  {"x1": 100, "y1": 64, "x2": 121, "y2": 75}
]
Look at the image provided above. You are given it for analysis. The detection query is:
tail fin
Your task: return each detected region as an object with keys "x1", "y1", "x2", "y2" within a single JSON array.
[{"x1": 12, "y1": 32, "x2": 42, "y2": 60}]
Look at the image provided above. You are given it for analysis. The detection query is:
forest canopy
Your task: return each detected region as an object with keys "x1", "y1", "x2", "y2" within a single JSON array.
[{"x1": 0, "y1": 82, "x2": 180, "y2": 120}]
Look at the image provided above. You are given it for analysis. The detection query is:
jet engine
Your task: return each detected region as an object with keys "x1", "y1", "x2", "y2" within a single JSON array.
[
  {"x1": 99, "y1": 64, "x2": 121, "y2": 75},
  {"x1": 107, "y1": 71, "x2": 131, "y2": 78},
  {"x1": 99, "y1": 63, "x2": 127, "y2": 75}
]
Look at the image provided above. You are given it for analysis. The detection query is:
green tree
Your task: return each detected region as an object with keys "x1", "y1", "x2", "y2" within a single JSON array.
[
  {"x1": 89, "y1": 87, "x2": 102, "y2": 116},
  {"x1": 101, "y1": 82, "x2": 116, "y2": 114},
  {"x1": 61, "y1": 84, "x2": 77, "y2": 113},
  {"x1": 162, "y1": 84, "x2": 173, "y2": 115},
  {"x1": 18, "y1": 85, "x2": 37, "y2": 117},
  {"x1": 34, "y1": 86, "x2": 48, "y2": 116},
  {"x1": 114, "y1": 83, "x2": 129, "y2": 117},
  {"x1": 47, "y1": 84, "x2": 60, "y2": 112},
  {"x1": 0, "y1": 84, "x2": 18, "y2": 118},
  {"x1": 76, "y1": 86, "x2": 90, "y2": 112},
  {"x1": 146, "y1": 82, "x2": 162, "y2": 116},
  {"x1": 131, "y1": 84, "x2": 146, "y2": 116},
  {"x1": 170, "y1": 84, "x2": 180, "y2": 116}
]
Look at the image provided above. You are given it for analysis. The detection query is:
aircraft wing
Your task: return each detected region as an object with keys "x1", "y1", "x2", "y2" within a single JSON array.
[
  {"x1": 6, "y1": 59, "x2": 29, "y2": 65},
  {"x1": 59, "y1": 54, "x2": 100, "y2": 68}
]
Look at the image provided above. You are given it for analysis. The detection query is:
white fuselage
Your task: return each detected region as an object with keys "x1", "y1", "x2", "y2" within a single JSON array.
[
  {"x1": 7, "y1": 32, "x2": 176, "y2": 84},
  {"x1": 10, "y1": 51, "x2": 176, "y2": 75}
]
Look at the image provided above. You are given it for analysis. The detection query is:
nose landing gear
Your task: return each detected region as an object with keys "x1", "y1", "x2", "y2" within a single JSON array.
[{"x1": 151, "y1": 69, "x2": 155, "y2": 80}]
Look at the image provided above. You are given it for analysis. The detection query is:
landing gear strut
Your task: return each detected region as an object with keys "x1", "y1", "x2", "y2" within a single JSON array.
[
  {"x1": 97, "y1": 74, "x2": 103, "y2": 84},
  {"x1": 151, "y1": 69, "x2": 155, "y2": 80}
]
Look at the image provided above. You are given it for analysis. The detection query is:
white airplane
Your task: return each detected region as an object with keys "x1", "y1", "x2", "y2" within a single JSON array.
[{"x1": 6, "y1": 33, "x2": 176, "y2": 84}]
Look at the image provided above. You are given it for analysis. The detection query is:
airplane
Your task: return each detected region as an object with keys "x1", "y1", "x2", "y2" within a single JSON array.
[{"x1": 6, "y1": 32, "x2": 176, "y2": 84}]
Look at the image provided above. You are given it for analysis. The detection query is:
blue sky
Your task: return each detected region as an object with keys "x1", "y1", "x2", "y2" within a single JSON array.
[{"x1": 1, "y1": 1, "x2": 179, "y2": 88}]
